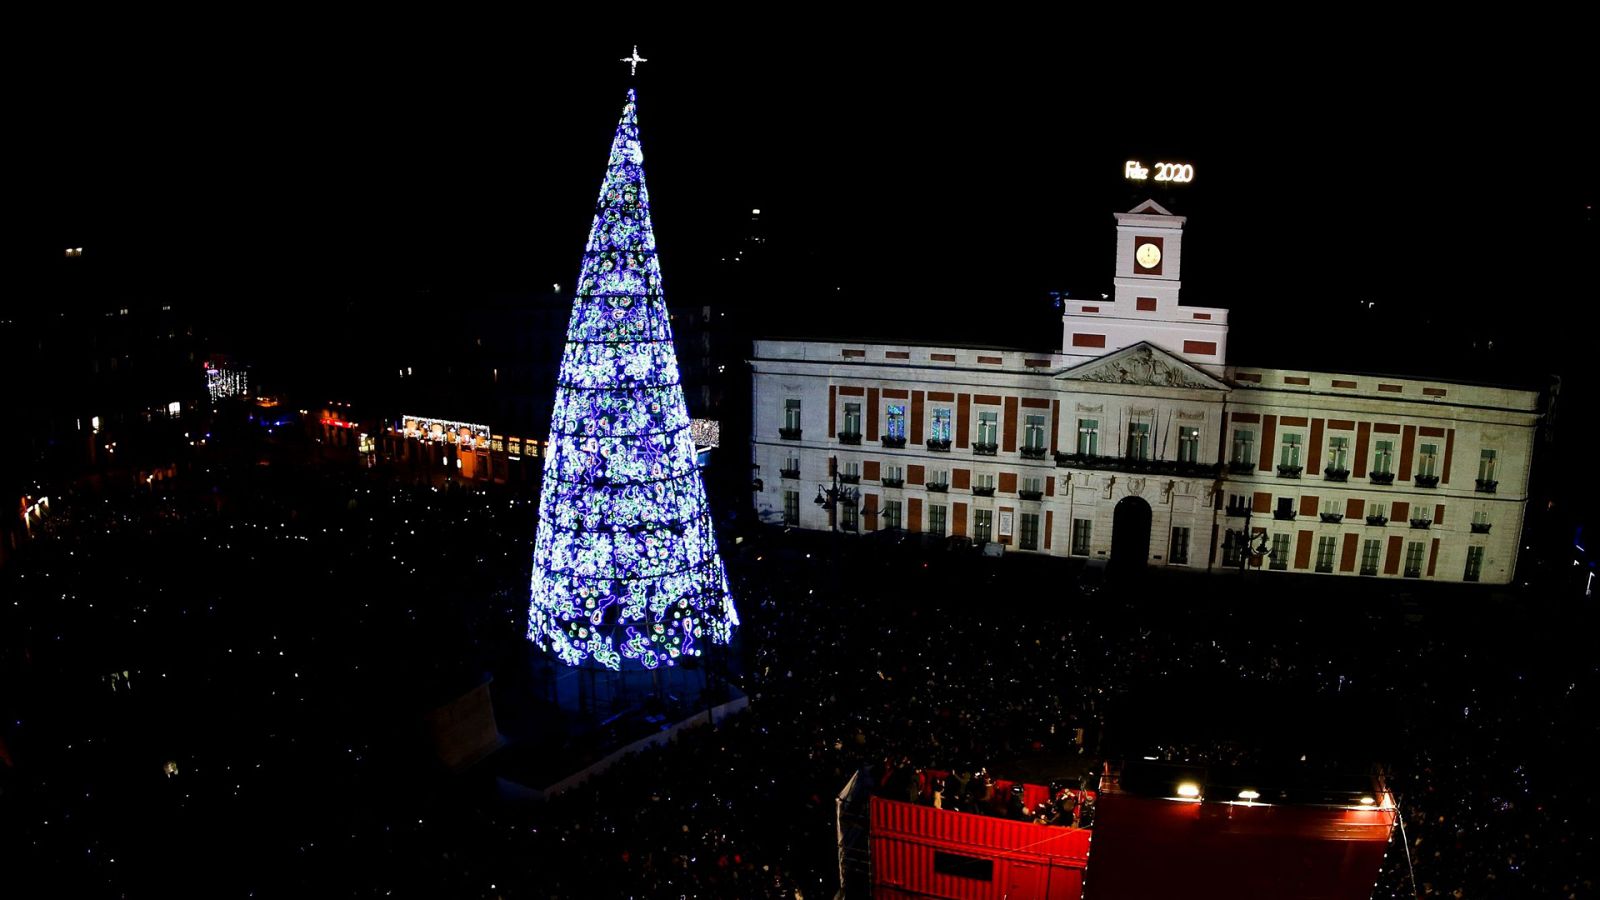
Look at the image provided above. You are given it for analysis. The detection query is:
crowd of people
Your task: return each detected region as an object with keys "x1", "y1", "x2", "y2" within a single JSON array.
[{"x1": 3, "y1": 449, "x2": 1597, "y2": 898}]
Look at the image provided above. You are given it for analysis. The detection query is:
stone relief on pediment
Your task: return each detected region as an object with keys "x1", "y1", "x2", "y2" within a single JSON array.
[{"x1": 1076, "y1": 345, "x2": 1216, "y2": 389}]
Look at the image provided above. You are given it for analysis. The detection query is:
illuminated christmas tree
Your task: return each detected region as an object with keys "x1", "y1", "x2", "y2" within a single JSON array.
[{"x1": 527, "y1": 88, "x2": 738, "y2": 671}]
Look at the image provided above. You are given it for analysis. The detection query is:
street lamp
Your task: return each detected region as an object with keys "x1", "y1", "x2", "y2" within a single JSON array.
[
  {"x1": 1224, "y1": 502, "x2": 1272, "y2": 572},
  {"x1": 815, "y1": 482, "x2": 861, "y2": 533}
]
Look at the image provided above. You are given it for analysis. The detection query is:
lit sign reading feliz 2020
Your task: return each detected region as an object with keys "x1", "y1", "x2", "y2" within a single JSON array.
[{"x1": 1125, "y1": 160, "x2": 1195, "y2": 183}]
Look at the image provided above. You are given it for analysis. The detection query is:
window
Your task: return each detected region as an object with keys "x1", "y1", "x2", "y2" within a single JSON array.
[
  {"x1": 883, "y1": 464, "x2": 904, "y2": 484},
  {"x1": 1404, "y1": 541, "x2": 1425, "y2": 578},
  {"x1": 977, "y1": 411, "x2": 998, "y2": 445},
  {"x1": 842, "y1": 402, "x2": 862, "y2": 435},
  {"x1": 1373, "y1": 439, "x2": 1394, "y2": 475},
  {"x1": 1472, "y1": 510, "x2": 1490, "y2": 529},
  {"x1": 784, "y1": 398, "x2": 802, "y2": 431},
  {"x1": 1478, "y1": 449, "x2": 1496, "y2": 482},
  {"x1": 782, "y1": 490, "x2": 799, "y2": 525},
  {"x1": 886, "y1": 404, "x2": 907, "y2": 440},
  {"x1": 1368, "y1": 502, "x2": 1385, "y2": 520},
  {"x1": 1270, "y1": 533, "x2": 1290, "y2": 570},
  {"x1": 1223, "y1": 531, "x2": 1245, "y2": 567},
  {"x1": 1070, "y1": 518, "x2": 1092, "y2": 556},
  {"x1": 1280, "y1": 434, "x2": 1302, "y2": 469},
  {"x1": 1170, "y1": 526, "x2": 1191, "y2": 565},
  {"x1": 929, "y1": 468, "x2": 949, "y2": 488},
  {"x1": 1021, "y1": 476, "x2": 1042, "y2": 495},
  {"x1": 975, "y1": 473, "x2": 995, "y2": 491},
  {"x1": 1327, "y1": 436, "x2": 1349, "y2": 470},
  {"x1": 1464, "y1": 545, "x2": 1484, "y2": 582},
  {"x1": 1231, "y1": 429, "x2": 1254, "y2": 465},
  {"x1": 1275, "y1": 497, "x2": 1295, "y2": 519},
  {"x1": 974, "y1": 509, "x2": 994, "y2": 543},
  {"x1": 1361, "y1": 539, "x2": 1381, "y2": 576},
  {"x1": 843, "y1": 461, "x2": 860, "y2": 480},
  {"x1": 1126, "y1": 420, "x2": 1151, "y2": 460},
  {"x1": 1417, "y1": 442, "x2": 1438, "y2": 478},
  {"x1": 783, "y1": 454, "x2": 799, "y2": 475},
  {"x1": 841, "y1": 501, "x2": 859, "y2": 532},
  {"x1": 933, "y1": 851, "x2": 994, "y2": 882},
  {"x1": 1315, "y1": 536, "x2": 1337, "y2": 573},
  {"x1": 1023, "y1": 414, "x2": 1046, "y2": 450},
  {"x1": 928, "y1": 504, "x2": 947, "y2": 537},
  {"x1": 1019, "y1": 513, "x2": 1040, "y2": 550},
  {"x1": 1226, "y1": 493, "x2": 1248, "y2": 514},
  {"x1": 1178, "y1": 426, "x2": 1200, "y2": 464},
  {"x1": 1077, "y1": 419, "x2": 1099, "y2": 456},
  {"x1": 931, "y1": 408, "x2": 952, "y2": 443},
  {"x1": 882, "y1": 500, "x2": 902, "y2": 530}
]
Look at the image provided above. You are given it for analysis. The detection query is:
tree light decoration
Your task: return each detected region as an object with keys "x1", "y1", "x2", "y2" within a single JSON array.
[
  {"x1": 205, "y1": 364, "x2": 248, "y2": 401},
  {"x1": 528, "y1": 89, "x2": 738, "y2": 671}
]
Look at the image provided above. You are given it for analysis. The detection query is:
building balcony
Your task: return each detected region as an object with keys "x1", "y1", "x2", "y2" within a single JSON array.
[
  {"x1": 1366, "y1": 515, "x2": 1389, "y2": 527},
  {"x1": 881, "y1": 435, "x2": 907, "y2": 449},
  {"x1": 1227, "y1": 460, "x2": 1257, "y2": 475},
  {"x1": 779, "y1": 467, "x2": 801, "y2": 480},
  {"x1": 1409, "y1": 517, "x2": 1432, "y2": 529},
  {"x1": 1054, "y1": 452, "x2": 1221, "y2": 478},
  {"x1": 1475, "y1": 478, "x2": 1498, "y2": 493},
  {"x1": 1018, "y1": 489, "x2": 1044, "y2": 502},
  {"x1": 1369, "y1": 471, "x2": 1396, "y2": 486},
  {"x1": 971, "y1": 486, "x2": 996, "y2": 497},
  {"x1": 972, "y1": 442, "x2": 998, "y2": 456},
  {"x1": 1319, "y1": 513, "x2": 1344, "y2": 524},
  {"x1": 779, "y1": 427, "x2": 803, "y2": 441},
  {"x1": 1322, "y1": 467, "x2": 1350, "y2": 482},
  {"x1": 1273, "y1": 509, "x2": 1296, "y2": 521},
  {"x1": 838, "y1": 431, "x2": 862, "y2": 445},
  {"x1": 881, "y1": 477, "x2": 905, "y2": 489},
  {"x1": 1277, "y1": 464, "x2": 1303, "y2": 479},
  {"x1": 925, "y1": 481, "x2": 949, "y2": 493},
  {"x1": 1225, "y1": 504, "x2": 1250, "y2": 518},
  {"x1": 1414, "y1": 474, "x2": 1440, "y2": 489},
  {"x1": 1471, "y1": 522, "x2": 1492, "y2": 534},
  {"x1": 925, "y1": 439, "x2": 952, "y2": 452},
  {"x1": 838, "y1": 473, "x2": 861, "y2": 485},
  {"x1": 1019, "y1": 446, "x2": 1048, "y2": 460}
]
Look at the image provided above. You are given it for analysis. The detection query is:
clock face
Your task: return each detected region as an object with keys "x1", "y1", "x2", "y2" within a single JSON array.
[{"x1": 1136, "y1": 242, "x2": 1162, "y2": 269}]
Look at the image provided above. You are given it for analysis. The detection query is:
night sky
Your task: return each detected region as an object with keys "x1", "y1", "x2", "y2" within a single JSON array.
[{"x1": 16, "y1": 28, "x2": 1595, "y2": 365}]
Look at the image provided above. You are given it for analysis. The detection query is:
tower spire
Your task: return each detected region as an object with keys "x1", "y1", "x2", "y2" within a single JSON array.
[{"x1": 527, "y1": 89, "x2": 738, "y2": 671}]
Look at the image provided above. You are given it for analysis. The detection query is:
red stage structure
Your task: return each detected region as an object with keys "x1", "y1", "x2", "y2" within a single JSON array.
[
  {"x1": 847, "y1": 763, "x2": 1398, "y2": 900},
  {"x1": 870, "y1": 794, "x2": 1091, "y2": 900}
]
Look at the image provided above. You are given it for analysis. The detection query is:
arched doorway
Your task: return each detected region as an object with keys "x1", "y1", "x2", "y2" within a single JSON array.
[{"x1": 1111, "y1": 495, "x2": 1153, "y2": 567}]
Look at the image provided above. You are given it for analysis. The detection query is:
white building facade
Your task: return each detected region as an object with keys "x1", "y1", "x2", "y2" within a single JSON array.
[{"x1": 750, "y1": 201, "x2": 1538, "y2": 584}]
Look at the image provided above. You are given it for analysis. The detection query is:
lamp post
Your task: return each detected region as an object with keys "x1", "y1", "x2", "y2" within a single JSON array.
[
  {"x1": 815, "y1": 455, "x2": 867, "y2": 534},
  {"x1": 1225, "y1": 503, "x2": 1271, "y2": 573},
  {"x1": 815, "y1": 481, "x2": 861, "y2": 534}
]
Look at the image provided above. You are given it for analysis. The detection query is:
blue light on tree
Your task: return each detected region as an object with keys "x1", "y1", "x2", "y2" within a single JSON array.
[{"x1": 527, "y1": 89, "x2": 738, "y2": 671}]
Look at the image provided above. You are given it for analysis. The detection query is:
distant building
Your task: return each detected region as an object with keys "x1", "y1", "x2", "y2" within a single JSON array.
[{"x1": 750, "y1": 200, "x2": 1539, "y2": 584}]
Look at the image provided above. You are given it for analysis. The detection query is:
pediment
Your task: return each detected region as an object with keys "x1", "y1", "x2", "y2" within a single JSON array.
[
  {"x1": 1057, "y1": 342, "x2": 1228, "y2": 391},
  {"x1": 1127, "y1": 198, "x2": 1175, "y2": 216}
]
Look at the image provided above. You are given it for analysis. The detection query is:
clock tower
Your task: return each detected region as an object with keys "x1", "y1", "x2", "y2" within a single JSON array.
[
  {"x1": 1114, "y1": 197, "x2": 1184, "y2": 310},
  {"x1": 1056, "y1": 198, "x2": 1229, "y2": 373}
]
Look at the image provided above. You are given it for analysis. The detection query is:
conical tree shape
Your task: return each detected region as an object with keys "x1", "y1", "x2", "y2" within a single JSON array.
[{"x1": 528, "y1": 89, "x2": 738, "y2": 671}]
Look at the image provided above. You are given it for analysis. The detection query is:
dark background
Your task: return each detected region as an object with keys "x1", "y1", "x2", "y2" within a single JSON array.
[
  {"x1": 12, "y1": 25, "x2": 1595, "y2": 461},
  {"x1": 16, "y1": 27, "x2": 1593, "y2": 317}
]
